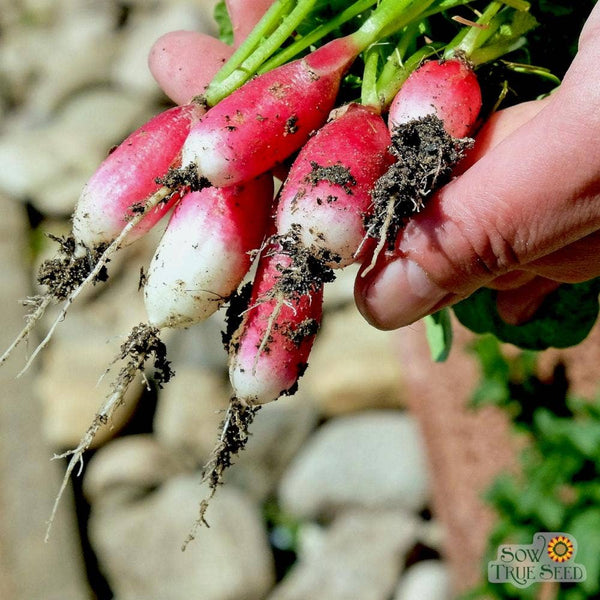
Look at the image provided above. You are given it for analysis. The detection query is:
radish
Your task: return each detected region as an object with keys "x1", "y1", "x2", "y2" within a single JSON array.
[
  {"x1": 275, "y1": 103, "x2": 394, "y2": 268},
  {"x1": 181, "y1": 36, "x2": 360, "y2": 187},
  {"x1": 1, "y1": 103, "x2": 205, "y2": 372},
  {"x1": 388, "y1": 58, "x2": 482, "y2": 138},
  {"x1": 144, "y1": 174, "x2": 273, "y2": 328},
  {"x1": 73, "y1": 103, "x2": 205, "y2": 250},
  {"x1": 226, "y1": 0, "x2": 277, "y2": 48},
  {"x1": 228, "y1": 236, "x2": 325, "y2": 405},
  {"x1": 361, "y1": 57, "x2": 483, "y2": 275}
]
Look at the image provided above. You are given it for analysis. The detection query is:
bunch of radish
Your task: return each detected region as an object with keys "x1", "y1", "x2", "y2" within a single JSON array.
[{"x1": 1, "y1": 0, "x2": 540, "y2": 536}]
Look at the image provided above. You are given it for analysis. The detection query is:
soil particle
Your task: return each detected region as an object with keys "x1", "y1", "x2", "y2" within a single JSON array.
[
  {"x1": 155, "y1": 163, "x2": 209, "y2": 193},
  {"x1": 305, "y1": 161, "x2": 356, "y2": 194},
  {"x1": 37, "y1": 234, "x2": 108, "y2": 301},
  {"x1": 284, "y1": 115, "x2": 299, "y2": 135},
  {"x1": 366, "y1": 114, "x2": 473, "y2": 249}
]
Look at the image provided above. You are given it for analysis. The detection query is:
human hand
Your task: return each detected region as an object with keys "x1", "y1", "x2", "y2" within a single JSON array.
[{"x1": 354, "y1": 3, "x2": 600, "y2": 330}]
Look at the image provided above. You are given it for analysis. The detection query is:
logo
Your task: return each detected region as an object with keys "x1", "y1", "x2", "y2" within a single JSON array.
[{"x1": 488, "y1": 532, "x2": 586, "y2": 588}]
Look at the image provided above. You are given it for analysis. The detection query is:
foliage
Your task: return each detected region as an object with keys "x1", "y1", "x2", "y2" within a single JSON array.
[{"x1": 462, "y1": 336, "x2": 600, "y2": 599}]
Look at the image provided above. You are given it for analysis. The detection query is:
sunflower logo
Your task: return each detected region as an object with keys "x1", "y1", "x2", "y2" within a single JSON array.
[{"x1": 547, "y1": 535, "x2": 574, "y2": 563}]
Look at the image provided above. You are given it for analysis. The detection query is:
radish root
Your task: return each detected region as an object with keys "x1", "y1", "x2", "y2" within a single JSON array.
[
  {"x1": 45, "y1": 323, "x2": 173, "y2": 541},
  {"x1": 182, "y1": 398, "x2": 260, "y2": 550}
]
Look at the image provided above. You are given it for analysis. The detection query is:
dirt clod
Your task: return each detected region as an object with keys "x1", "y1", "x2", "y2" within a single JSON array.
[{"x1": 366, "y1": 114, "x2": 473, "y2": 249}]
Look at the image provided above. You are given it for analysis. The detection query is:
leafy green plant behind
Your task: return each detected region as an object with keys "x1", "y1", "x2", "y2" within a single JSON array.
[{"x1": 462, "y1": 336, "x2": 600, "y2": 600}]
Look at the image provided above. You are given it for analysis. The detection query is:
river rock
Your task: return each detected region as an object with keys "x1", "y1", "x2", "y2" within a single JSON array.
[
  {"x1": 303, "y1": 305, "x2": 405, "y2": 415},
  {"x1": 393, "y1": 560, "x2": 451, "y2": 600},
  {"x1": 88, "y1": 472, "x2": 275, "y2": 600},
  {"x1": 268, "y1": 509, "x2": 418, "y2": 600},
  {"x1": 278, "y1": 411, "x2": 430, "y2": 519}
]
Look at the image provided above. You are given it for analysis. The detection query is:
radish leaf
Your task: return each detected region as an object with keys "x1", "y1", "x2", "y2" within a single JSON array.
[{"x1": 453, "y1": 279, "x2": 600, "y2": 350}]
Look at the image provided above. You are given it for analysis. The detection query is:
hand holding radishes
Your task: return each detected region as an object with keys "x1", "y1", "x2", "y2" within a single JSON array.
[
  {"x1": 356, "y1": 1, "x2": 600, "y2": 330},
  {"x1": 1, "y1": 0, "x2": 572, "y2": 540}
]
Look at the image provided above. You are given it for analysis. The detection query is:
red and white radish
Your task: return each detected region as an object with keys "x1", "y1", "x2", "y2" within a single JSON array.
[
  {"x1": 148, "y1": 31, "x2": 235, "y2": 105},
  {"x1": 276, "y1": 103, "x2": 394, "y2": 268},
  {"x1": 361, "y1": 57, "x2": 483, "y2": 274},
  {"x1": 226, "y1": 0, "x2": 277, "y2": 48},
  {"x1": 181, "y1": 36, "x2": 361, "y2": 187},
  {"x1": 73, "y1": 103, "x2": 204, "y2": 251},
  {"x1": 228, "y1": 239, "x2": 324, "y2": 405},
  {"x1": 388, "y1": 58, "x2": 482, "y2": 138},
  {"x1": 145, "y1": 174, "x2": 273, "y2": 328}
]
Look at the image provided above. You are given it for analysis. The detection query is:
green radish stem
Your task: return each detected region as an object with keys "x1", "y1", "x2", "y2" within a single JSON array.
[{"x1": 257, "y1": 0, "x2": 379, "y2": 74}]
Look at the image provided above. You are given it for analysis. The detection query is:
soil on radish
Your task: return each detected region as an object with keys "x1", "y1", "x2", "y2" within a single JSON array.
[
  {"x1": 37, "y1": 234, "x2": 108, "y2": 301},
  {"x1": 115, "y1": 323, "x2": 174, "y2": 388},
  {"x1": 155, "y1": 163, "x2": 208, "y2": 192},
  {"x1": 305, "y1": 161, "x2": 356, "y2": 194},
  {"x1": 366, "y1": 114, "x2": 474, "y2": 250}
]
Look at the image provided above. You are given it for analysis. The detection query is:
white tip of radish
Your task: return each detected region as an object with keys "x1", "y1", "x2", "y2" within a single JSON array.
[
  {"x1": 181, "y1": 129, "x2": 233, "y2": 187},
  {"x1": 229, "y1": 362, "x2": 287, "y2": 406}
]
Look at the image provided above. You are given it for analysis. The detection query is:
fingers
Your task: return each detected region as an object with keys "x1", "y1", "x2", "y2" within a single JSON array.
[
  {"x1": 495, "y1": 277, "x2": 562, "y2": 325},
  {"x1": 356, "y1": 84, "x2": 600, "y2": 329},
  {"x1": 148, "y1": 30, "x2": 234, "y2": 105},
  {"x1": 226, "y1": 0, "x2": 276, "y2": 48}
]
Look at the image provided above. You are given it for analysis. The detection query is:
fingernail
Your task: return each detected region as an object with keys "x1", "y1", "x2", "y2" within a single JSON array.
[{"x1": 364, "y1": 259, "x2": 448, "y2": 329}]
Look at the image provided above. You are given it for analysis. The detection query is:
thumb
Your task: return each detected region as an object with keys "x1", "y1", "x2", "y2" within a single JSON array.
[{"x1": 355, "y1": 89, "x2": 600, "y2": 330}]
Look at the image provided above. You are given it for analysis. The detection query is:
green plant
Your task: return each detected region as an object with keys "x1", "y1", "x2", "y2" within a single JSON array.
[{"x1": 463, "y1": 336, "x2": 600, "y2": 600}]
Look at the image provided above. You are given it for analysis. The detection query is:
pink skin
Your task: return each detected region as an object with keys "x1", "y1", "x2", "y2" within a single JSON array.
[
  {"x1": 181, "y1": 36, "x2": 361, "y2": 187},
  {"x1": 148, "y1": 31, "x2": 234, "y2": 105},
  {"x1": 355, "y1": 3, "x2": 600, "y2": 329},
  {"x1": 388, "y1": 58, "x2": 482, "y2": 138},
  {"x1": 145, "y1": 175, "x2": 273, "y2": 329},
  {"x1": 226, "y1": 0, "x2": 276, "y2": 48},
  {"x1": 229, "y1": 245, "x2": 324, "y2": 405},
  {"x1": 276, "y1": 103, "x2": 394, "y2": 267},
  {"x1": 72, "y1": 104, "x2": 204, "y2": 250}
]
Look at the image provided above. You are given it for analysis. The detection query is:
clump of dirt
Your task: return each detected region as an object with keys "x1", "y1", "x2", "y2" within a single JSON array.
[
  {"x1": 155, "y1": 163, "x2": 209, "y2": 193},
  {"x1": 284, "y1": 317, "x2": 320, "y2": 348},
  {"x1": 222, "y1": 282, "x2": 253, "y2": 352},
  {"x1": 366, "y1": 114, "x2": 473, "y2": 250},
  {"x1": 284, "y1": 115, "x2": 299, "y2": 135},
  {"x1": 274, "y1": 227, "x2": 338, "y2": 296},
  {"x1": 37, "y1": 234, "x2": 108, "y2": 301},
  {"x1": 115, "y1": 323, "x2": 174, "y2": 389},
  {"x1": 305, "y1": 161, "x2": 356, "y2": 194}
]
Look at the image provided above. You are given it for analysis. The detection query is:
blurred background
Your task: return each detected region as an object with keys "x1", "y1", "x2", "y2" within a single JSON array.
[{"x1": 0, "y1": 1, "x2": 598, "y2": 600}]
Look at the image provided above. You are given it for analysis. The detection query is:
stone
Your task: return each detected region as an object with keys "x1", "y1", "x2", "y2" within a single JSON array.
[
  {"x1": 88, "y1": 472, "x2": 275, "y2": 600},
  {"x1": 278, "y1": 411, "x2": 430, "y2": 519},
  {"x1": 268, "y1": 510, "x2": 418, "y2": 600},
  {"x1": 393, "y1": 560, "x2": 451, "y2": 600},
  {"x1": 153, "y1": 366, "x2": 231, "y2": 463},
  {"x1": 303, "y1": 305, "x2": 405, "y2": 415},
  {"x1": 0, "y1": 195, "x2": 90, "y2": 600},
  {"x1": 83, "y1": 435, "x2": 185, "y2": 506}
]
